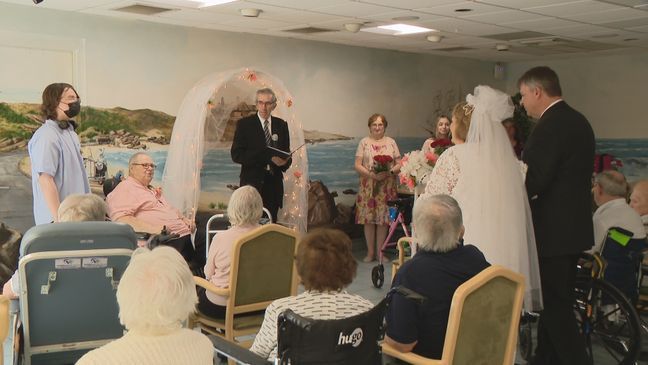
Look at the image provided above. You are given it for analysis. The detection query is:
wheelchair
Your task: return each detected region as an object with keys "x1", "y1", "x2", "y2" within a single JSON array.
[{"x1": 518, "y1": 249, "x2": 644, "y2": 365}]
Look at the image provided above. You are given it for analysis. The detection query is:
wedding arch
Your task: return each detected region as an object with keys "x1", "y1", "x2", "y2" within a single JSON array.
[{"x1": 162, "y1": 68, "x2": 309, "y2": 233}]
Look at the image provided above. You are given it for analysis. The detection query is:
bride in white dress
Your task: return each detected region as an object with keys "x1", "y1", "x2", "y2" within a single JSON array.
[{"x1": 422, "y1": 85, "x2": 542, "y2": 311}]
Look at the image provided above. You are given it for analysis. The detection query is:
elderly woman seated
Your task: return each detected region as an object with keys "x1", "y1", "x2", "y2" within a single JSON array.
[
  {"x1": 197, "y1": 185, "x2": 263, "y2": 319},
  {"x1": 77, "y1": 246, "x2": 213, "y2": 365},
  {"x1": 249, "y1": 228, "x2": 373, "y2": 361},
  {"x1": 2, "y1": 193, "x2": 107, "y2": 298}
]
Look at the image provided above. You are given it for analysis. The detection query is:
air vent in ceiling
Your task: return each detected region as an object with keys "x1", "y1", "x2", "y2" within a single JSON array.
[
  {"x1": 436, "y1": 47, "x2": 474, "y2": 52},
  {"x1": 283, "y1": 27, "x2": 337, "y2": 34},
  {"x1": 485, "y1": 31, "x2": 552, "y2": 41},
  {"x1": 518, "y1": 37, "x2": 574, "y2": 46},
  {"x1": 114, "y1": 4, "x2": 175, "y2": 15}
]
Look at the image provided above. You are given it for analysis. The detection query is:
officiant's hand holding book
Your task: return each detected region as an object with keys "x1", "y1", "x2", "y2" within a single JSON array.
[{"x1": 266, "y1": 142, "x2": 306, "y2": 159}]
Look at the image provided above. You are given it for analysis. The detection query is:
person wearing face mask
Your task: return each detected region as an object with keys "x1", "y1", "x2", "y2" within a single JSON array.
[{"x1": 27, "y1": 83, "x2": 90, "y2": 225}]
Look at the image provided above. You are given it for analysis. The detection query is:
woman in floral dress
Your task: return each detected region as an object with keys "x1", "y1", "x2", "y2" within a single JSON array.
[{"x1": 354, "y1": 113, "x2": 401, "y2": 262}]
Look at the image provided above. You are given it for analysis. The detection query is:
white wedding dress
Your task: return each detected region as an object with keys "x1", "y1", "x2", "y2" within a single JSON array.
[{"x1": 423, "y1": 85, "x2": 542, "y2": 312}]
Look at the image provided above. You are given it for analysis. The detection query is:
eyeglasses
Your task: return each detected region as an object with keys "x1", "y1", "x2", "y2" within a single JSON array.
[
  {"x1": 132, "y1": 163, "x2": 157, "y2": 169},
  {"x1": 256, "y1": 100, "x2": 275, "y2": 107}
]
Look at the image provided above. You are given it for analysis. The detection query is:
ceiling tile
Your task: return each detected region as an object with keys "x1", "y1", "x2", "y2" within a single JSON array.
[
  {"x1": 311, "y1": 2, "x2": 400, "y2": 17},
  {"x1": 567, "y1": 8, "x2": 648, "y2": 23},
  {"x1": 523, "y1": 0, "x2": 621, "y2": 16},
  {"x1": 461, "y1": 9, "x2": 545, "y2": 23},
  {"x1": 541, "y1": 23, "x2": 619, "y2": 37},
  {"x1": 601, "y1": 17, "x2": 648, "y2": 29},
  {"x1": 219, "y1": 17, "x2": 291, "y2": 30},
  {"x1": 358, "y1": 0, "x2": 464, "y2": 9},
  {"x1": 246, "y1": 0, "x2": 351, "y2": 11},
  {"x1": 475, "y1": 0, "x2": 570, "y2": 8},
  {"x1": 419, "y1": 17, "x2": 517, "y2": 35},
  {"x1": 502, "y1": 16, "x2": 577, "y2": 30},
  {"x1": 415, "y1": 1, "x2": 507, "y2": 17}
]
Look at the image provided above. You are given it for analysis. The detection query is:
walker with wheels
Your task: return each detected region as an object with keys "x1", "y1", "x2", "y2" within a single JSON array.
[{"x1": 371, "y1": 197, "x2": 412, "y2": 288}]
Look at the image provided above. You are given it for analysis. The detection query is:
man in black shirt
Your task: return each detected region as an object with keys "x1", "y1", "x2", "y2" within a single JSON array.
[{"x1": 385, "y1": 194, "x2": 490, "y2": 359}]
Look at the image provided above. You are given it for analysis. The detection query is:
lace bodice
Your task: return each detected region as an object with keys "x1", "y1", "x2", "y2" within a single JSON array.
[{"x1": 423, "y1": 145, "x2": 461, "y2": 196}]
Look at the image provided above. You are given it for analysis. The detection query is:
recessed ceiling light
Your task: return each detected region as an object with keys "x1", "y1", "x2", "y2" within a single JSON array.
[
  {"x1": 454, "y1": 8, "x2": 473, "y2": 12},
  {"x1": 363, "y1": 23, "x2": 435, "y2": 35},
  {"x1": 187, "y1": 0, "x2": 236, "y2": 8},
  {"x1": 392, "y1": 16, "x2": 420, "y2": 21}
]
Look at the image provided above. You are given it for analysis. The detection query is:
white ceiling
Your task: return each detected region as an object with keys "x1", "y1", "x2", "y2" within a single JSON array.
[{"x1": 3, "y1": 0, "x2": 648, "y2": 61}]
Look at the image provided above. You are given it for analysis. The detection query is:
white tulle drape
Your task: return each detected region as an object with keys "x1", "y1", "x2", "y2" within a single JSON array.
[
  {"x1": 458, "y1": 85, "x2": 542, "y2": 311},
  {"x1": 162, "y1": 68, "x2": 309, "y2": 233}
]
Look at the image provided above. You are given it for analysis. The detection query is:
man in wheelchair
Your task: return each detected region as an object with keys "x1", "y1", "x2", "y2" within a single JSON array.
[
  {"x1": 385, "y1": 194, "x2": 490, "y2": 359},
  {"x1": 106, "y1": 152, "x2": 197, "y2": 265},
  {"x1": 592, "y1": 171, "x2": 647, "y2": 302}
]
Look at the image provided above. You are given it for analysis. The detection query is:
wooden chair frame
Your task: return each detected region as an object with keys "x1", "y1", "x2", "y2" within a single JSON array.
[
  {"x1": 190, "y1": 224, "x2": 298, "y2": 350},
  {"x1": 382, "y1": 265, "x2": 525, "y2": 365}
]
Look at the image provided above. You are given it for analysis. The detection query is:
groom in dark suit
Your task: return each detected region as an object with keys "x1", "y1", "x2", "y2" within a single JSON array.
[
  {"x1": 519, "y1": 66, "x2": 595, "y2": 365},
  {"x1": 231, "y1": 88, "x2": 291, "y2": 222}
]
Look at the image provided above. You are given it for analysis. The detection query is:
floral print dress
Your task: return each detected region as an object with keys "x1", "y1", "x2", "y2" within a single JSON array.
[{"x1": 355, "y1": 136, "x2": 400, "y2": 225}]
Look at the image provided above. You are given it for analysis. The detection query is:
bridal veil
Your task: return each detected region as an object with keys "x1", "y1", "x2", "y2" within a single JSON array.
[{"x1": 459, "y1": 85, "x2": 543, "y2": 311}]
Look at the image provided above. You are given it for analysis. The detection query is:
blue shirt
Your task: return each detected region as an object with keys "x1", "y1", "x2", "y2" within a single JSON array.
[
  {"x1": 386, "y1": 243, "x2": 490, "y2": 359},
  {"x1": 28, "y1": 120, "x2": 89, "y2": 224}
]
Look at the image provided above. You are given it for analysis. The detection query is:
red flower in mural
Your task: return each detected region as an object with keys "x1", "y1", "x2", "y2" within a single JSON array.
[{"x1": 293, "y1": 170, "x2": 302, "y2": 178}]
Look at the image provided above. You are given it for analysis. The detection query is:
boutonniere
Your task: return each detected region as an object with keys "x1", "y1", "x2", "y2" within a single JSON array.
[{"x1": 148, "y1": 185, "x2": 163, "y2": 199}]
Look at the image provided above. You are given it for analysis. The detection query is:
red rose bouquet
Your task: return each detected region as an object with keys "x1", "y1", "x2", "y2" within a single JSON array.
[
  {"x1": 373, "y1": 155, "x2": 393, "y2": 174},
  {"x1": 430, "y1": 138, "x2": 453, "y2": 155}
]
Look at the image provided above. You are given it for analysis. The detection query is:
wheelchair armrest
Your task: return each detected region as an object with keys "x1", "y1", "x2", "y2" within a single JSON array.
[
  {"x1": 381, "y1": 341, "x2": 440, "y2": 365},
  {"x1": 193, "y1": 276, "x2": 230, "y2": 297},
  {"x1": 578, "y1": 252, "x2": 606, "y2": 279}
]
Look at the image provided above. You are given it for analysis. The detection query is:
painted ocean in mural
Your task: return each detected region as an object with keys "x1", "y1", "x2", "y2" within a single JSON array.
[{"x1": 100, "y1": 137, "x2": 648, "y2": 206}]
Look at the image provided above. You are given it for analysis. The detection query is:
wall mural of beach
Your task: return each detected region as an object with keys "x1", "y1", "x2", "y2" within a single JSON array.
[{"x1": 1, "y1": 101, "x2": 647, "y2": 217}]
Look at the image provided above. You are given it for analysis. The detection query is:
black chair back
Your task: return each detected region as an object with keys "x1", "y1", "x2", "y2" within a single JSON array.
[{"x1": 277, "y1": 298, "x2": 388, "y2": 365}]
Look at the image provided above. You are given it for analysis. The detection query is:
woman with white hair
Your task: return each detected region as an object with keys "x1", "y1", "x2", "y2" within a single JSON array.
[
  {"x1": 76, "y1": 246, "x2": 213, "y2": 365},
  {"x1": 197, "y1": 185, "x2": 263, "y2": 319}
]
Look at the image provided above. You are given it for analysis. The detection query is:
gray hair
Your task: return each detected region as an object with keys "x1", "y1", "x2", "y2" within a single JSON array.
[
  {"x1": 116, "y1": 246, "x2": 197, "y2": 334},
  {"x1": 413, "y1": 194, "x2": 463, "y2": 253},
  {"x1": 227, "y1": 185, "x2": 263, "y2": 226},
  {"x1": 58, "y1": 194, "x2": 107, "y2": 222},
  {"x1": 256, "y1": 88, "x2": 277, "y2": 104},
  {"x1": 128, "y1": 152, "x2": 150, "y2": 166},
  {"x1": 595, "y1": 170, "x2": 628, "y2": 197}
]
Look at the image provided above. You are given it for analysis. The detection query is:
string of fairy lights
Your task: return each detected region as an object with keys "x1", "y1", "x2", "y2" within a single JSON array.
[{"x1": 195, "y1": 68, "x2": 309, "y2": 233}]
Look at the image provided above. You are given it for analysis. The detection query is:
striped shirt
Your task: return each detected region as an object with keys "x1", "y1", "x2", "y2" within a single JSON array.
[{"x1": 250, "y1": 290, "x2": 373, "y2": 360}]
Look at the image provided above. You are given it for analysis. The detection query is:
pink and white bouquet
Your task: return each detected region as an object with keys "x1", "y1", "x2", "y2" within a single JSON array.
[{"x1": 398, "y1": 150, "x2": 438, "y2": 189}]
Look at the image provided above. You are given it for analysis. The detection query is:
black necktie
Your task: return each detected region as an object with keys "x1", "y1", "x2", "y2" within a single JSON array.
[{"x1": 264, "y1": 120, "x2": 272, "y2": 146}]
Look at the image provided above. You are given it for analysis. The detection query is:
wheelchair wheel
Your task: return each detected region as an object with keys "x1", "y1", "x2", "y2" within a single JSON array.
[
  {"x1": 371, "y1": 264, "x2": 384, "y2": 288},
  {"x1": 573, "y1": 276, "x2": 642, "y2": 365}
]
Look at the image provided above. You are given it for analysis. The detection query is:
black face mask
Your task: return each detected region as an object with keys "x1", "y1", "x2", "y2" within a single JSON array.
[{"x1": 64, "y1": 100, "x2": 81, "y2": 118}]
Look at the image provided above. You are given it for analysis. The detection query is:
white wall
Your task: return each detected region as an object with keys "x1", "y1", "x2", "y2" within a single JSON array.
[
  {"x1": 0, "y1": 2, "x2": 503, "y2": 137},
  {"x1": 506, "y1": 52, "x2": 648, "y2": 139}
]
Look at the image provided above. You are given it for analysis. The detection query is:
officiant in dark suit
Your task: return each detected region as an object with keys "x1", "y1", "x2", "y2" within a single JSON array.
[
  {"x1": 519, "y1": 66, "x2": 595, "y2": 365},
  {"x1": 231, "y1": 88, "x2": 291, "y2": 222}
]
